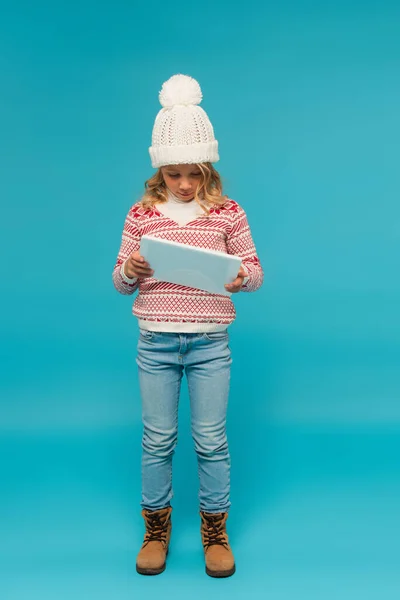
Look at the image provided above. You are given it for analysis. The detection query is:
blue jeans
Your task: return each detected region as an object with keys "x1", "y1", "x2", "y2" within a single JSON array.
[{"x1": 136, "y1": 329, "x2": 232, "y2": 513}]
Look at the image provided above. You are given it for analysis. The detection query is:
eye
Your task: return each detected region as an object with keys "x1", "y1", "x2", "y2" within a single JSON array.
[
  {"x1": 169, "y1": 173, "x2": 180, "y2": 178},
  {"x1": 192, "y1": 172, "x2": 201, "y2": 177}
]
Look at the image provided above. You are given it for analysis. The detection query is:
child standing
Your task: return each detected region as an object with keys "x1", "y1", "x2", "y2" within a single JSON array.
[{"x1": 112, "y1": 74, "x2": 263, "y2": 578}]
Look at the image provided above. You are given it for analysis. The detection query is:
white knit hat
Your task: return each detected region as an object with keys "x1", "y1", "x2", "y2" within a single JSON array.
[{"x1": 149, "y1": 74, "x2": 219, "y2": 168}]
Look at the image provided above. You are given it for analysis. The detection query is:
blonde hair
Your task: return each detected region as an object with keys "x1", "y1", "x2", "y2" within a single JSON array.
[{"x1": 140, "y1": 162, "x2": 228, "y2": 215}]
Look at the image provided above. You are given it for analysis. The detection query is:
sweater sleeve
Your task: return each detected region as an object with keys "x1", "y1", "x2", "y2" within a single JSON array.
[
  {"x1": 226, "y1": 205, "x2": 264, "y2": 293},
  {"x1": 112, "y1": 206, "x2": 140, "y2": 295}
]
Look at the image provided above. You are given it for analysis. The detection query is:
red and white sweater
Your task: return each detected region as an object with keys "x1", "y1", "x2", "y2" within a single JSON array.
[{"x1": 112, "y1": 197, "x2": 263, "y2": 333}]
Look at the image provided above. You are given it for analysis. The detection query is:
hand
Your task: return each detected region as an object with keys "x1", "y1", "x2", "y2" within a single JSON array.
[
  {"x1": 124, "y1": 251, "x2": 154, "y2": 279},
  {"x1": 225, "y1": 266, "x2": 247, "y2": 293}
]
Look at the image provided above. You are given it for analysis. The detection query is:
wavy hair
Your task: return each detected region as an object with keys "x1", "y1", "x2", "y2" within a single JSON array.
[{"x1": 140, "y1": 162, "x2": 228, "y2": 215}]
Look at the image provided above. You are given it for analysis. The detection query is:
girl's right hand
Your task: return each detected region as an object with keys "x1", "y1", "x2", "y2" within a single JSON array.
[{"x1": 124, "y1": 251, "x2": 154, "y2": 279}]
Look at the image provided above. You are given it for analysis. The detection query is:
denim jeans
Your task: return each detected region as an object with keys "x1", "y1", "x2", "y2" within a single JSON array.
[{"x1": 136, "y1": 329, "x2": 232, "y2": 514}]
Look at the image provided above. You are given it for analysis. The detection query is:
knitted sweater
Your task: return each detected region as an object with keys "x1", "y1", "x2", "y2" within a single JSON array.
[{"x1": 112, "y1": 197, "x2": 263, "y2": 333}]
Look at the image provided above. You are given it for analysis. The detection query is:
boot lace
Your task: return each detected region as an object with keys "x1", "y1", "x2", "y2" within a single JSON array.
[
  {"x1": 201, "y1": 513, "x2": 228, "y2": 549},
  {"x1": 143, "y1": 511, "x2": 169, "y2": 546}
]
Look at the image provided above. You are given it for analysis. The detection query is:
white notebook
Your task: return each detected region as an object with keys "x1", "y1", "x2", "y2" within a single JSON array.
[{"x1": 139, "y1": 235, "x2": 242, "y2": 296}]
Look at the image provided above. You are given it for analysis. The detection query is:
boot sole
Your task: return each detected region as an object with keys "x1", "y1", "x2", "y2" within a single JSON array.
[
  {"x1": 136, "y1": 548, "x2": 169, "y2": 576},
  {"x1": 136, "y1": 563, "x2": 166, "y2": 576},
  {"x1": 206, "y1": 564, "x2": 236, "y2": 578}
]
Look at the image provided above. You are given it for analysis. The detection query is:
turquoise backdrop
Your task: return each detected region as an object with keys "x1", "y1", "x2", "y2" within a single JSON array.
[{"x1": 1, "y1": 1, "x2": 399, "y2": 598}]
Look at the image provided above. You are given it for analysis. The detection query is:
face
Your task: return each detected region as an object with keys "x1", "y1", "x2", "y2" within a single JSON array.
[{"x1": 161, "y1": 164, "x2": 202, "y2": 202}]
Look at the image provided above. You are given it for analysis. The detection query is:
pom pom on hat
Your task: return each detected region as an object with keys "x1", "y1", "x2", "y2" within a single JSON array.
[{"x1": 159, "y1": 74, "x2": 202, "y2": 108}]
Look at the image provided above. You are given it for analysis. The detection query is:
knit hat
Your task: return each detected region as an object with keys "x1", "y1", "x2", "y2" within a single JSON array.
[{"x1": 149, "y1": 74, "x2": 219, "y2": 168}]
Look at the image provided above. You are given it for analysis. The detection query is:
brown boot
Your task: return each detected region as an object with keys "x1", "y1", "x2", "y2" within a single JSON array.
[
  {"x1": 200, "y1": 511, "x2": 236, "y2": 578},
  {"x1": 136, "y1": 506, "x2": 172, "y2": 575}
]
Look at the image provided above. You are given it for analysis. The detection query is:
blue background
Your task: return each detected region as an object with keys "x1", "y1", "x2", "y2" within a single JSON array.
[{"x1": 1, "y1": 1, "x2": 399, "y2": 598}]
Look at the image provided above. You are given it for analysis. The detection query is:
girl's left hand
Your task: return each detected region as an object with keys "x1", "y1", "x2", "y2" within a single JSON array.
[{"x1": 225, "y1": 267, "x2": 248, "y2": 293}]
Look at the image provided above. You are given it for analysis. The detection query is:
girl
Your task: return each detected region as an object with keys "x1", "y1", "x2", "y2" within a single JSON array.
[{"x1": 112, "y1": 74, "x2": 263, "y2": 578}]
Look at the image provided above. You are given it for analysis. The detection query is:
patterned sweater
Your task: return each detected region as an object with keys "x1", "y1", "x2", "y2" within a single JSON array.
[{"x1": 112, "y1": 198, "x2": 263, "y2": 333}]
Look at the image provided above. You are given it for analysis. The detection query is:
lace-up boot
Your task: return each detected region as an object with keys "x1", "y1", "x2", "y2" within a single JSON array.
[
  {"x1": 200, "y1": 511, "x2": 235, "y2": 577},
  {"x1": 136, "y1": 507, "x2": 172, "y2": 575}
]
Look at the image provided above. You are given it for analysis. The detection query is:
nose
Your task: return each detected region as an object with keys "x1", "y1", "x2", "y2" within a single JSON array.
[{"x1": 179, "y1": 178, "x2": 191, "y2": 191}]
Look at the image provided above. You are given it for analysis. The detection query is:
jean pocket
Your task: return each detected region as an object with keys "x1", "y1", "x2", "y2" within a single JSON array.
[
  {"x1": 139, "y1": 329, "x2": 154, "y2": 340},
  {"x1": 202, "y1": 331, "x2": 229, "y2": 341}
]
